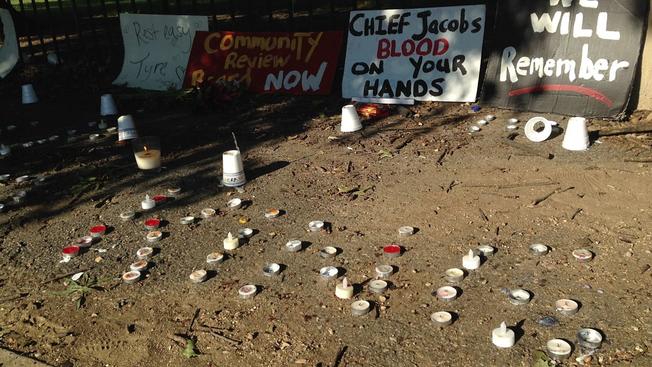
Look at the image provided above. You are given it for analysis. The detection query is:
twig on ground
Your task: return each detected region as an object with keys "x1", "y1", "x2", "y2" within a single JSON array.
[
  {"x1": 479, "y1": 208, "x2": 489, "y2": 222},
  {"x1": 435, "y1": 148, "x2": 448, "y2": 165},
  {"x1": 463, "y1": 181, "x2": 559, "y2": 189},
  {"x1": 624, "y1": 158, "x2": 652, "y2": 163},
  {"x1": 596, "y1": 122, "x2": 652, "y2": 137},
  {"x1": 529, "y1": 187, "x2": 574, "y2": 207},
  {"x1": 502, "y1": 139, "x2": 554, "y2": 160},
  {"x1": 571, "y1": 208, "x2": 583, "y2": 220},
  {"x1": 187, "y1": 308, "x2": 200, "y2": 334},
  {"x1": 332, "y1": 346, "x2": 348, "y2": 367},
  {"x1": 195, "y1": 326, "x2": 241, "y2": 345}
]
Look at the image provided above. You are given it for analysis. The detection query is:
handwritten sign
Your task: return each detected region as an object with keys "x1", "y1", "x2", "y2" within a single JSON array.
[
  {"x1": 0, "y1": 9, "x2": 19, "y2": 78},
  {"x1": 113, "y1": 13, "x2": 209, "y2": 91},
  {"x1": 183, "y1": 31, "x2": 343, "y2": 95},
  {"x1": 481, "y1": 0, "x2": 648, "y2": 118},
  {"x1": 342, "y1": 6, "x2": 486, "y2": 103}
]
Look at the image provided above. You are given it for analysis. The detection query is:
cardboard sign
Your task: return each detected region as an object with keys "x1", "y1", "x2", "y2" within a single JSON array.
[
  {"x1": 184, "y1": 31, "x2": 343, "y2": 95},
  {"x1": 481, "y1": 0, "x2": 649, "y2": 118},
  {"x1": 113, "y1": 13, "x2": 209, "y2": 91},
  {"x1": 0, "y1": 9, "x2": 19, "y2": 78},
  {"x1": 341, "y1": 6, "x2": 486, "y2": 103}
]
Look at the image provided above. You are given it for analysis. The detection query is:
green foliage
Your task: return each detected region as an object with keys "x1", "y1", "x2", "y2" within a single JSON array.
[
  {"x1": 52, "y1": 273, "x2": 106, "y2": 309},
  {"x1": 182, "y1": 339, "x2": 198, "y2": 358}
]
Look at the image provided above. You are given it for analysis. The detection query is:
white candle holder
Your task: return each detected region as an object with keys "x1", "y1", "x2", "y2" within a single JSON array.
[{"x1": 132, "y1": 136, "x2": 162, "y2": 172}]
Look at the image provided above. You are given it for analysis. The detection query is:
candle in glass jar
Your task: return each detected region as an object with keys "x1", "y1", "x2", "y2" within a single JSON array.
[{"x1": 134, "y1": 145, "x2": 161, "y2": 170}]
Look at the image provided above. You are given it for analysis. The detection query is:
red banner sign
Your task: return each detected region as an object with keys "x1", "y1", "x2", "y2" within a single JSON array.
[{"x1": 183, "y1": 31, "x2": 344, "y2": 95}]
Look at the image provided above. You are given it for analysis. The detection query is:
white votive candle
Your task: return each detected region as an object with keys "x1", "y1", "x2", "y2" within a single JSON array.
[
  {"x1": 223, "y1": 232, "x2": 239, "y2": 250},
  {"x1": 546, "y1": 339, "x2": 572, "y2": 360},
  {"x1": 492, "y1": 322, "x2": 515, "y2": 348},
  {"x1": 134, "y1": 148, "x2": 161, "y2": 170},
  {"x1": 463, "y1": 249, "x2": 481, "y2": 270},
  {"x1": 141, "y1": 195, "x2": 155, "y2": 210},
  {"x1": 335, "y1": 277, "x2": 354, "y2": 299}
]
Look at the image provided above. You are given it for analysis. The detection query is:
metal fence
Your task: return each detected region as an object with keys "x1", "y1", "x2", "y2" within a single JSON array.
[{"x1": 4, "y1": 0, "x2": 490, "y2": 66}]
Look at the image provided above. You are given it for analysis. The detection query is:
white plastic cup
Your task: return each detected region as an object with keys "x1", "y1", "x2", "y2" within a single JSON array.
[
  {"x1": 340, "y1": 105, "x2": 362, "y2": 133},
  {"x1": 222, "y1": 150, "x2": 246, "y2": 187},
  {"x1": 562, "y1": 117, "x2": 590, "y2": 151},
  {"x1": 100, "y1": 94, "x2": 119, "y2": 116},
  {"x1": 21, "y1": 84, "x2": 38, "y2": 104},
  {"x1": 117, "y1": 115, "x2": 138, "y2": 141}
]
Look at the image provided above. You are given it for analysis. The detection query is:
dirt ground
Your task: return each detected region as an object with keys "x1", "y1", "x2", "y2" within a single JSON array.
[{"x1": 1, "y1": 92, "x2": 651, "y2": 367}]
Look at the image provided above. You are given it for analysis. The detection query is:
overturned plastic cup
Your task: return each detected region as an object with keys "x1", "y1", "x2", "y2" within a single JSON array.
[
  {"x1": 340, "y1": 105, "x2": 362, "y2": 133},
  {"x1": 100, "y1": 94, "x2": 119, "y2": 116},
  {"x1": 117, "y1": 115, "x2": 138, "y2": 141},
  {"x1": 222, "y1": 150, "x2": 246, "y2": 187},
  {"x1": 21, "y1": 84, "x2": 38, "y2": 104},
  {"x1": 562, "y1": 117, "x2": 590, "y2": 151}
]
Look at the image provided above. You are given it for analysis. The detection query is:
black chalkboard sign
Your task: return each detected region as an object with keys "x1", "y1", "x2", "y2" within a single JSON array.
[{"x1": 481, "y1": 0, "x2": 649, "y2": 118}]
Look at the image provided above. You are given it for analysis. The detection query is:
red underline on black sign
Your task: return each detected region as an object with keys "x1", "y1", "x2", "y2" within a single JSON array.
[{"x1": 508, "y1": 85, "x2": 613, "y2": 108}]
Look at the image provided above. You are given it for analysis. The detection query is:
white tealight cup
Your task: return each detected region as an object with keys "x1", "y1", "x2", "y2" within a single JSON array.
[
  {"x1": 431, "y1": 311, "x2": 453, "y2": 326},
  {"x1": 562, "y1": 117, "x2": 590, "y2": 151},
  {"x1": 340, "y1": 105, "x2": 362, "y2": 133},
  {"x1": 100, "y1": 94, "x2": 118, "y2": 116},
  {"x1": 492, "y1": 322, "x2": 516, "y2": 348},
  {"x1": 351, "y1": 300, "x2": 371, "y2": 316},
  {"x1": 546, "y1": 339, "x2": 572, "y2": 360},
  {"x1": 21, "y1": 84, "x2": 38, "y2": 104},
  {"x1": 117, "y1": 115, "x2": 138, "y2": 141},
  {"x1": 223, "y1": 150, "x2": 246, "y2": 187}
]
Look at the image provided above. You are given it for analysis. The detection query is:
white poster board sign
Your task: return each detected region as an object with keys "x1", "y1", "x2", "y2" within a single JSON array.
[
  {"x1": 342, "y1": 6, "x2": 486, "y2": 102},
  {"x1": 0, "y1": 9, "x2": 19, "y2": 79},
  {"x1": 113, "y1": 13, "x2": 209, "y2": 91}
]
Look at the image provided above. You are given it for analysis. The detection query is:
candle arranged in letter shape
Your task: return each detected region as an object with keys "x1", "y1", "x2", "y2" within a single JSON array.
[{"x1": 463, "y1": 249, "x2": 481, "y2": 270}]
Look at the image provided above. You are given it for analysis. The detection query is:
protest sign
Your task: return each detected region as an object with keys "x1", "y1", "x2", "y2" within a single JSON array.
[
  {"x1": 113, "y1": 13, "x2": 209, "y2": 91},
  {"x1": 341, "y1": 6, "x2": 486, "y2": 103},
  {"x1": 482, "y1": 0, "x2": 649, "y2": 118},
  {"x1": 0, "y1": 9, "x2": 19, "y2": 79},
  {"x1": 184, "y1": 31, "x2": 343, "y2": 95}
]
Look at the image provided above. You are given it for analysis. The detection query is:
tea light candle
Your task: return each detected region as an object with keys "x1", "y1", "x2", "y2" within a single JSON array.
[
  {"x1": 62, "y1": 245, "x2": 81, "y2": 259},
  {"x1": 167, "y1": 187, "x2": 182, "y2": 196},
  {"x1": 530, "y1": 243, "x2": 549, "y2": 256},
  {"x1": 368, "y1": 279, "x2": 388, "y2": 294},
  {"x1": 134, "y1": 146, "x2": 161, "y2": 170},
  {"x1": 508, "y1": 118, "x2": 519, "y2": 124},
  {"x1": 435, "y1": 286, "x2": 458, "y2": 302},
  {"x1": 146, "y1": 230, "x2": 163, "y2": 242},
  {"x1": 206, "y1": 252, "x2": 225, "y2": 265},
  {"x1": 0, "y1": 203, "x2": 5, "y2": 212},
  {"x1": 477, "y1": 245, "x2": 495, "y2": 257},
  {"x1": 375, "y1": 265, "x2": 394, "y2": 279},
  {"x1": 180, "y1": 216, "x2": 195, "y2": 225},
  {"x1": 444, "y1": 268, "x2": 465, "y2": 283},
  {"x1": 129, "y1": 260, "x2": 149, "y2": 272},
  {"x1": 285, "y1": 240, "x2": 302, "y2": 252},
  {"x1": 546, "y1": 339, "x2": 572, "y2": 360},
  {"x1": 75, "y1": 236, "x2": 94, "y2": 248},
  {"x1": 227, "y1": 198, "x2": 242, "y2": 210},
  {"x1": 223, "y1": 232, "x2": 239, "y2": 250},
  {"x1": 238, "y1": 284, "x2": 257, "y2": 299},
  {"x1": 141, "y1": 195, "x2": 155, "y2": 210},
  {"x1": 477, "y1": 119, "x2": 488, "y2": 126},
  {"x1": 506, "y1": 124, "x2": 518, "y2": 131},
  {"x1": 239, "y1": 228, "x2": 254, "y2": 238},
  {"x1": 485, "y1": 115, "x2": 496, "y2": 121},
  {"x1": 144, "y1": 218, "x2": 161, "y2": 231},
  {"x1": 492, "y1": 322, "x2": 515, "y2": 348},
  {"x1": 555, "y1": 299, "x2": 579, "y2": 316},
  {"x1": 136, "y1": 247, "x2": 153, "y2": 260},
  {"x1": 398, "y1": 226, "x2": 415, "y2": 237},
  {"x1": 320, "y1": 266, "x2": 339, "y2": 280},
  {"x1": 572, "y1": 249, "x2": 594, "y2": 262},
  {"x1": 265, "y1": 208, "x2": 281, "y2": 219},
  {"x1": 122, "y1": 271, "x2": 141, "y2": 284},
  {"x1": 469, "y1": 125, "x2": 481, "y2": 133},
  {"x1": 0, "y1": 174, "x2": 10, "y2": 181},
  {"x1": 383, "y1": 244, "x2": 402, "y2": 258},
  {"x1": 319, "y1": 246, "x2": 338, "y2": 258},
  {"x1": 262, "y1": 263, "x2": 281, "y2": 277},
  {"x1": 201, "y1": 208, "x2": 216, "y2": 218},
  {"x1": 577, "y1": 328, "x2": 602, "y2": 350},
  {"x1": 508, "y1": 289, "x2": 531, "y2": 305},
  {"x1": 336, "y1": 277, "x2": 354, "y2": 299},
  {"x1": 120, "y1": 210, "x2": 136, "y2": 221},
  {"x1": 89, "y1": 133, "x2": 100, "y2": 141},
  {"x1": 431, "y1": 311, "x2": 453, "y2": 326},
  {"x1": 462, "y1": 249, "x2": 481, "y2": 270},
  {"x1": 15, "y1": 175, "x2": 30, "y2": 184},
  {"x1": 89, "y1": 225, "x2": 107, "y2": 238},
  {"x1": 351, "y1": 300, "x2": 371, "y2": 316},
  {"x1": 189, "y1": 269, "x2": 208, "y2": 284},
  {"x1": 308, "y1": 220, "x2": 325, "y2": 232}
]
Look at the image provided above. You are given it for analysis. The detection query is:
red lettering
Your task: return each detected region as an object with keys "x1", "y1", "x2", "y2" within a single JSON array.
[
  {"x1": 401, "y1": 39, "x2": 415, "y2": 56},
  {"x1": 377, "y1": 38, "x2": 391, "y2": 59},
  {"x1": 433, "y1": 38, "x2": 449, "y2": 56},
  {"x1": 416, "y1": 39, "x2": 432, "y2": 56}
]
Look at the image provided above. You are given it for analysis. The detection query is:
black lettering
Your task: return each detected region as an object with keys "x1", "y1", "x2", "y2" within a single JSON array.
[
  {"x1": 375, "y1": 15, "x2": 388, "y2": 35},
  {"x1": 412, "y1": 11, "x2": 431, "y2": 40},
  {"x1": 452, "y1": 55, "x2": 467, "y2": 75},
  {"x1": 388, "y1": 14, "x2": 401, "y2": 34},
  {"x1": 423, "y1": 60, "x2": 435, "y2": 73},
  {"x1": 460, "y1": 9, "x2": 469, "y2": 33},
  {"x1": 408, "y1": 56, "x2": 423, "y2": 78},
  {"x1": 349, "y1": 13, "x2": 364, "y2": 36},
  {"x1": 448, "y1": 20, "x2": 459, "y2": 31},
  {"x1": 436, "y1": 59, "x2": 451, "y2": 73},
  {"x1": 363, "y1": 79, "x2": 379, "y2": 97},
  {"x1": 429, "y1": 78, "x2": 444, "y2": 97},
  {"x1": 379, "y1": 80, "x2": 395, "y2": 98},
  {"x1": 471, "y1": 17, "x2": 482, "y2": 33},
  {"x1": 352, "y1": 62, "x2": 369, "y2": 75},
  {"x1": 395, "y1": 80, "x2": 412, "y2": 97},
  {"x1": 414, "y1": 80, "x2": 428, "y2": 97},
  {"x1": 369, "y1": 61, "x2": 384, "y2": 75}
]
